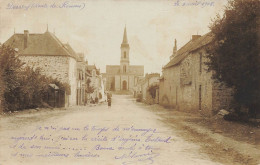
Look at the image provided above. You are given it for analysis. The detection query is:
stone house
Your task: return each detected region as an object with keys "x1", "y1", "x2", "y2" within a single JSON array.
[
  {"x1": 4, "y1": 29, "x2": 85, "y2": 106},
  {"x1": 159, "y1": 33, "x2": 232, "y2": 115}
]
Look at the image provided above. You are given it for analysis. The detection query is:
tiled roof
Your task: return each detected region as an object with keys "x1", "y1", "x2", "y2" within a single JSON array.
[
  {"x1": 4, "y1": 31, "x2": 78, "y2": 59},
  {"x1": 164, "y1": 32, "x2": 213, "y2": 69},
  {"x1": 64, "y1": 43, "x2": 78, "y2": 59}
]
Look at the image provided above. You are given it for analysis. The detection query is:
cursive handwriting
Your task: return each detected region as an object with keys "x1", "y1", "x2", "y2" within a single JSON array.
[
  {"x1": 6, "y1": 1, "x2": 86, "y2": 10},
  {"x1": 174, "y1": 0, "x2": 215, "y2": 7},
  {"x1": 8, "y1": 124, "x2": 172, "y2": 164},
  {"x1": 115, "y1": 151, "x2": 160, "y2": 165}
]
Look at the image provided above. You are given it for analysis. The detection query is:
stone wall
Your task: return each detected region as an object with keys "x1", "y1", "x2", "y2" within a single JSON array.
[
  {"x1": 19, "y1": 55, "x2": 77, "y2": 106},
  {"x1": 19, "y1": 55, "x2": 70, "y2": 83},
  {"x1": 177, "y1": 51, "x2": 214, "y2": 115},
  {"x1": 212, "y1": 82, "x2": 233, "y2": 114},
  {"x1": 68, "y1": 58, "x2": 77, "y2": 106},
  {"x1": 159, "y1": 65, "x2": 180, "y2": 108},
  {"x1": 115, "y1": 75, "x2": 120, "y2": 91}
]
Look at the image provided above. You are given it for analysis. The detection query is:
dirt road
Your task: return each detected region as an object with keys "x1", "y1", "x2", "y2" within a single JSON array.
[{"x1": 0, "y1": 95, "x2": 259, "y2": 165}]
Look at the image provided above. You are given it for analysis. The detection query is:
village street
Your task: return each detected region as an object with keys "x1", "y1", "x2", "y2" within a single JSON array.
[{"x1": 0, "y1": 95, "x2": 259, "y2": 165}]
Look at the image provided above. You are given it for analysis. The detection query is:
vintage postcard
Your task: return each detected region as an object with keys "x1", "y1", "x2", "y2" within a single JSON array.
[{"x1": 0, "y1": 0, "x2": 259, "y2": 164}]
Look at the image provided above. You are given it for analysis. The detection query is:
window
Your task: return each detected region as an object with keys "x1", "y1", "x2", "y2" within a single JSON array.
[{"x1": 124, "y1": 51, "x2": 126, "y2": 58}]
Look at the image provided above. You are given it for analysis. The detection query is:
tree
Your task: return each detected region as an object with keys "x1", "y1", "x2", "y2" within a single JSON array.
[
  {"x1": 207, "y1": 0, "x2": 260, "y2": 117},
  {"x1": 0, "y1": 45, "x2": 24, "y2": 110}
]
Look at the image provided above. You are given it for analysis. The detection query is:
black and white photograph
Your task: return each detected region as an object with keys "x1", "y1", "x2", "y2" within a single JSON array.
[{"x1": 0, "y1": 0, "x2": 259, "y2": 164}]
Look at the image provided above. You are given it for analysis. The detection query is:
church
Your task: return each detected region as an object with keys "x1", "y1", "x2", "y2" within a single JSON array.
[{"x1": 104, "y1": 27, "x2": 144, "y2": 92}]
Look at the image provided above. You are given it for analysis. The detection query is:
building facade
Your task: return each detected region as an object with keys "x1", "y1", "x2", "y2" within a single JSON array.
[
  {"x1": 85, "y1": 65, "x2": 105, "y2": 103},
  {"x1": 104, "y1": 27, "x2": 144, "y2": 92},
  {"x1": 76, "y1": 53, "x2": 86, "y2": 105},
  {"x1": 159, "y1": 33, "x2": 232, "y2": 115},
  {"x1": 4, "y1": 29, "x2": 85, "y2": 106}
]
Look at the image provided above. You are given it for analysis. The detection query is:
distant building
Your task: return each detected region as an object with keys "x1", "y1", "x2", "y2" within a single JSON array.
[
  {"x1": 4, "y1": 29, "x2": 85, "y2": 106},
  {"x1": 104, "y1": 27, "x2": 144, "y2": 92},
  {"x1": 76, "y1": 53, "x2": 86, "y2": 105},
  {"x1": 159, "y1": 33, "x2": 232, "y2": 115},
  {"x1": 133, "y1": 77, "x2": 145, "y2": 97},
  {"x1": 140, "y1": 73, "x2": 160, "y2": 104},
  {"x1": 85, "y1": 65, "x2": 105, "y2": 103}
]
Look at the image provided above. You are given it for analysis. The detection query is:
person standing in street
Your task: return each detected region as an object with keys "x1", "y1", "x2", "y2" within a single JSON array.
[{"x1": 107, "y1": 92, "x2": 111, "y2": 108}]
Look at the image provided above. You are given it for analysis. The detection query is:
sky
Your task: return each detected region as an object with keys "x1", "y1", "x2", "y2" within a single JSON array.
[{"x1": 0, "y1": 0, "x2": 228, "y2": 74}]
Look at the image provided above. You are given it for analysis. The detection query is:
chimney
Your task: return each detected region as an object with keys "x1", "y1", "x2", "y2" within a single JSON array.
[
  {"x1": 192, "y1": 35, "x2": 201, "y2": 41},
  {"x1": 170, "y1": 39, "x2": 177, "y2": 60},
  {"x1": 24, "y1": 30, "x2": 29, "y2": 49}
]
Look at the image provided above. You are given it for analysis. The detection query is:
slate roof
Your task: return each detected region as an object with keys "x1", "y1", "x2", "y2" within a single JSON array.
[
  {"x1": 4, "y1": 31, "x2": 78, "y2": 59},
  {"x1": 164, "y1": 32, "x2": 213, "y2": 69}
]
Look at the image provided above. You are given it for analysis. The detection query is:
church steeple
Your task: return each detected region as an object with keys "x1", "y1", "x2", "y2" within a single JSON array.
[
  {"x1": 122, "y1": 26, "x2": 128, "y2": 44},
  {"x1": 121, "y1": 26, "x2": 129, "y2": 48},
  {"x1": 120, "y1": 26, "x2": 130, "y2": 74}
]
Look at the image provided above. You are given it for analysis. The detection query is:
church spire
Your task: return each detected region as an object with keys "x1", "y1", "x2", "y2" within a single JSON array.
[{"x1": 122, "y1": 25, "x2": 128, "y2": 44}]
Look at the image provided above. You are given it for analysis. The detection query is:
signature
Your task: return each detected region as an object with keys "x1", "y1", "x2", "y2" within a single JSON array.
[{"x1": 115, "y1": 151, "x2": 160, "y2": 164}]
